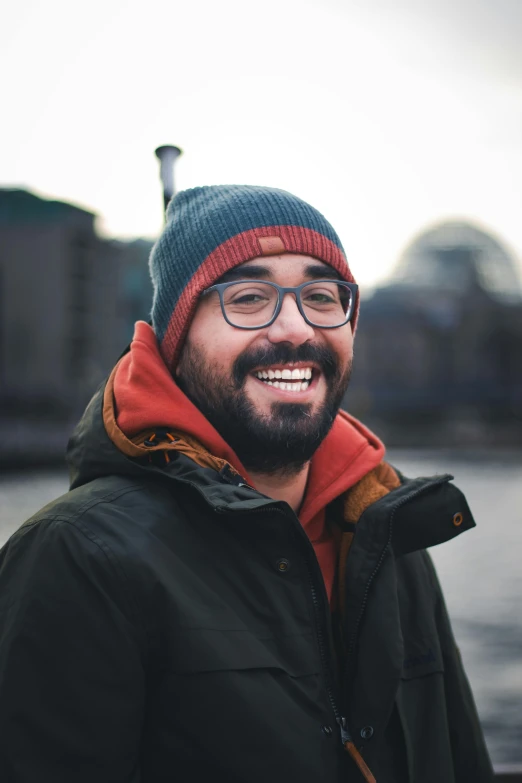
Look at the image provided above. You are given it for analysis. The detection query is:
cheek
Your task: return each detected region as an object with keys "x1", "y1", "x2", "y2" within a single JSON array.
[
  {"x1": 177, "y1": 310, "x2": 257, "y2": 378},
  {"x1": 329, "y1": 325, "x2": 353, "y2": 367},
  {"x1": 176, "y1": 307, "x2": 227, "y2": 373}
]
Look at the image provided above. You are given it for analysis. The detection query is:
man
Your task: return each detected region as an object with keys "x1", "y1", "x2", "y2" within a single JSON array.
[{"x1": 0, "y1": 185, "x2": 493, "y2": 782}]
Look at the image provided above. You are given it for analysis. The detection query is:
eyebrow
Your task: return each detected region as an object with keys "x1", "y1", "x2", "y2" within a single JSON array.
[
  {"x1": 216, "y1": 263, "x2": 344, "y2": 283},
  {"x1": 217, "y1": 265, "x2": 271, "y2": 282},
  {"x1": 304, "y1": 264, "x2": 343, "y2": 281}
]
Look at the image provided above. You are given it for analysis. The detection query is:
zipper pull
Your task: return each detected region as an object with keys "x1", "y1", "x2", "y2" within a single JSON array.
[
  {"x1": 218, "y1": 464, "x2": 254, "y2": 490},
  {"x1": 338, "y1": 718, "x2": 377, "y2": 783},
  {"x1": 337, "y1": 716, "x2": 352, "y2": 744}
]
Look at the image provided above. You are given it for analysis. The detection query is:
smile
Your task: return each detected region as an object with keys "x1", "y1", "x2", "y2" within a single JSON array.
[{"x1": 251, "y1": 365, "x2": 315, "y2": 393}]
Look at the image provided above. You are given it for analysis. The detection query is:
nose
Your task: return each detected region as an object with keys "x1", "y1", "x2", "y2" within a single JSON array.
[{"x1": 266, "y1": 292, "x2": 315, "y2": 346}]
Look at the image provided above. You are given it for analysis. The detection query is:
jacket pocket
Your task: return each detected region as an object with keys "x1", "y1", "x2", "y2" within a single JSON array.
[
  {"x1": 169, "y1": 628, "x2": 320, "y2": 677},
  {"x1": 397, "y1": 636, "x2": 455, "y2": 783},
  {"x1": 401, "y1": 633, "x2": 444, "y2": 679}
]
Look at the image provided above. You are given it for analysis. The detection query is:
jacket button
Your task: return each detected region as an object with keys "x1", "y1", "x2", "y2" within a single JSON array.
[
  {"x1": 321, "y1": 725, "x2": 333, "y2": 737},
  {"x1": 360, "y1": 726, "x2": 374, "y2": 740},
  {"x1": 275, "y1": 558, "x2": 291, "y2": 573},
  {"x1": 453, "y1": 512, "x2": 463, "y2": 527}
]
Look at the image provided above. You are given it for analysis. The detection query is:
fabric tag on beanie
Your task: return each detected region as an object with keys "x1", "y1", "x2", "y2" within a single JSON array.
[{"x1": 257, "y1": 236, "x2": 286, "y2": 255}]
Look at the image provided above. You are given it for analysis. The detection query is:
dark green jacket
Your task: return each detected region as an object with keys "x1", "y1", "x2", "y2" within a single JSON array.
[{"x1": 0, "y1": 383, "x2": 493, "y2": 782}]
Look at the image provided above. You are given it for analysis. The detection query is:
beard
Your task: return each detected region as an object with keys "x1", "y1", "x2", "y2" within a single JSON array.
[{"x1": 176, "y1": 340, "x2": 352, "y2": 477}]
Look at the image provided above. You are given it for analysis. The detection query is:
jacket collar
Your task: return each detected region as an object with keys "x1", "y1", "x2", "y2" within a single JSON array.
[
  {"x1": 68, "y1": 364, "x2": 475, "y2": 556},
  {"x1": 336, "y1": 465, "x2": 475, "y2": 614},
  {"x1": 343, "y1": 465, "x2": 475, "y2": 554}
]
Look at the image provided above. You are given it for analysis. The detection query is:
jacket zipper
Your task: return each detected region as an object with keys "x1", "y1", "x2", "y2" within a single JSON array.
[
  {"x1": 345, "y1": 475, "x2": 451, "y2": 664},
  {"x1": 214, "y1": 495, "x2": 377, "y2": 779},
  {"x1": 305, "y1": 556, "x2": 342, "y2": 724},
  {"x1": 337, "y1": 476, "x2": 450, "y2": 783},
  {"x1": 305, "y1": 558, "x2": 379, "y2": 782}
]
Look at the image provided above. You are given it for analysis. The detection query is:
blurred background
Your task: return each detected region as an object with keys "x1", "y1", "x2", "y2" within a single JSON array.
[{"x1": 1, "y1": 0, "x2": 521, "y2": 769}]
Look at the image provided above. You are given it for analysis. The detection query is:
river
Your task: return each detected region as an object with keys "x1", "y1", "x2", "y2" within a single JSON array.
[{"x1": 1, "y1": 451, "x2": 521, "y2": 766}]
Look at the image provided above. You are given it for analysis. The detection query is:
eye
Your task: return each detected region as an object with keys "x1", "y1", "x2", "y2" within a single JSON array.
[
  {"x1": 302, "y1": 285, "x2": 341, "y2": 306},
  {"x1": 224, "y1": 282, "x2": 276, "y2": 309},
  {"x1": 305, "y1": 291, "x2": 336, "y2": 303},
  {"x1": 231, "y1": 292, "x2": 267, "y2": 305}
]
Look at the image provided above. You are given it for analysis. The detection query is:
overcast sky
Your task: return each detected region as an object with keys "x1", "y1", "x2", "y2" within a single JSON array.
[{"x1": 2, "y1": 0, "x2": 521, "y2": 286}]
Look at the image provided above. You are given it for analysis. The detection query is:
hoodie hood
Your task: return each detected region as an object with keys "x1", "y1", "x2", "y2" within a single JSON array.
[
  {"x1": 68, "y1": 321, "x2": 385, "y2": 503},
  {"x1": 112, "y1": 322, "x2": 252, "y2": 480},
  {"x1": 102, "y1": 321, "x2": 386, "y2": 603},
  {"x1": 66, "y1": 321, "x2": 473, "y2": 605},
  {"x1": 110, "y1": 322, "x2": 385, "y2": 517}
]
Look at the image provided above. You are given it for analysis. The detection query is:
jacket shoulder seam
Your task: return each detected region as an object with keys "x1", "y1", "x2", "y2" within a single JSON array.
[
  {"x1": 66, "y1": 513, "x2": 145, "y2": 632},
  {"x1": 24, "y1": 487, "x2": 149, "y2": 631}
]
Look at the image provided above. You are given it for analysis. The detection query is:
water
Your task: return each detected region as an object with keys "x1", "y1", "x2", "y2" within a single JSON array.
[
  {"x1": 387, "y1": 452, "x2": 522, "y2": 768},
  {"x1": 0, "y1": 452, "x2": 521, "y2": 766}
]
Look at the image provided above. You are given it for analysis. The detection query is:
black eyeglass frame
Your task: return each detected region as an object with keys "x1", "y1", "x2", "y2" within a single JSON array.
[{"x1": 201, "y1": 279, "x2": 359, "y2": 330}]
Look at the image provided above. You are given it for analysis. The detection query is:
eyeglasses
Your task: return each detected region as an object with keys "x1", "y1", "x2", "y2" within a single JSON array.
[{"x1": 201, "y1": 279, "x2": 358, "y2": 330}]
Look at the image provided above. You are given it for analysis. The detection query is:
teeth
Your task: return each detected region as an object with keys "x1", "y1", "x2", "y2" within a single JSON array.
[
  {"x1": 255, "y1": 367, "x2": 314, "y2": 386},
  {"x1": 260, "y1": 379, "x2": 311, "y2": 392}
]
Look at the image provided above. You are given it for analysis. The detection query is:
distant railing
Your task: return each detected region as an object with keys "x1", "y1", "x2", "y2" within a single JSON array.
[{"x1": 495, "y1": 767, "x2": 522, "y2": 781}]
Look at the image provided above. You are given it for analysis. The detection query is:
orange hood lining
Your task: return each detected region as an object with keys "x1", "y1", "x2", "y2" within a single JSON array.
[
  {"x1": 105, "y1": 321, "x2": 388, "y2": 538},
  {"x1": 104, "y1": 356, "x2": 399, "y2": 527},
  {"x1": 336, "y1": 462, "x2": 401, "y2": 618},
  {"x1": 103, "y1": 324, "x2": 401, "y2": 626},
  {"x1": 103, "y1": 365, "x2": 240, "y2": 477}
]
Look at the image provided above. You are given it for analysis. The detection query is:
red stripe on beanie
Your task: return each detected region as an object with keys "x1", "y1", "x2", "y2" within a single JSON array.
[{"x1": 160, "y1": 225, "x2": 357, "y2": 369}]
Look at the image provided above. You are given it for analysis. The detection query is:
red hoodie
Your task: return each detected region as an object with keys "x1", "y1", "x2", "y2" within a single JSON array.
[{"x1": 112, "y1": 321, "x2": 385, "y2": 602}]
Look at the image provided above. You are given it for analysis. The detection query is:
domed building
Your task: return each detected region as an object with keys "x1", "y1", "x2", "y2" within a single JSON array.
[
  {"x1": 394, "y1": 221, "x2": 522, "y2": 303},
  {"x1": 347, "y1": 221, "x2": 522, "y2": 445}
]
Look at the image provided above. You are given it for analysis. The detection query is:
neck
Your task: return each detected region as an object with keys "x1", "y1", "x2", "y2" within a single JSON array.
[{"x1": 248, "y1": 463, "x2": 311, "y2": 514}]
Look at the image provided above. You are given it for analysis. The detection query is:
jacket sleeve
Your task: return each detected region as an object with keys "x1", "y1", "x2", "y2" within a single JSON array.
[
  {"x1": 422, "y1": 550, "x2": 495, "y2": 783},
  {"x1": 0, "y1": 515, "x2": 146, "y2": 783}
]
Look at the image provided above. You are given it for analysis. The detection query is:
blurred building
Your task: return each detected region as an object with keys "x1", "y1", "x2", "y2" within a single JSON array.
[
  {"x1": 0, "y1": 189, "x2": 153, "y2": 463},
  {"x1": 348, "y1": 221, "x2": 522, "y2": 446},
  {"x1": 3, "y1": 192, "x2": 521, "y2": 459}
]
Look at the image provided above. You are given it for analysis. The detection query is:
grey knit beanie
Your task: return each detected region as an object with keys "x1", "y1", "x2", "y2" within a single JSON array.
[{"x1": 149, "y1": 184, "x2": 357, "y2": 367}]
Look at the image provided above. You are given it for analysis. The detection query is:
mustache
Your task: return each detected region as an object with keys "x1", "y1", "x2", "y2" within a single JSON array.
[{"x1": 232, "y1": 343, "x2": 338, "y2": 388}]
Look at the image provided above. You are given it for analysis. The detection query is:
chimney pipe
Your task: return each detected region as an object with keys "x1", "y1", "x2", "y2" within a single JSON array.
[{"x1": 155, "y1": 145, "x2": 182, "y2": 219}]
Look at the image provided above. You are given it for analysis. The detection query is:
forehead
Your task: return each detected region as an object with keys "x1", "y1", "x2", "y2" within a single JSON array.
[{"x1": 217, "y1": 254, "x2": 341, "y2": 283}]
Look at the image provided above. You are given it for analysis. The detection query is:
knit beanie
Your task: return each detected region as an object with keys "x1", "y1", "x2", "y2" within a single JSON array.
[{"x1": 149, "y1": 184, "x2": 358, "y2": 368}]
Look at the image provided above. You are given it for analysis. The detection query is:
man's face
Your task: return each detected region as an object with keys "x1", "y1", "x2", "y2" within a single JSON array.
[{"x1": 176, "y1": 254, "x2": 354, "y2": 475}]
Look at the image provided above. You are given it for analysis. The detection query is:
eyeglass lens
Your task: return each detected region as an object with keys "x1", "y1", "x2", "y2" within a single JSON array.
[{"x1": 221, "y1": 281, "x2": 352, "y2": 328}]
